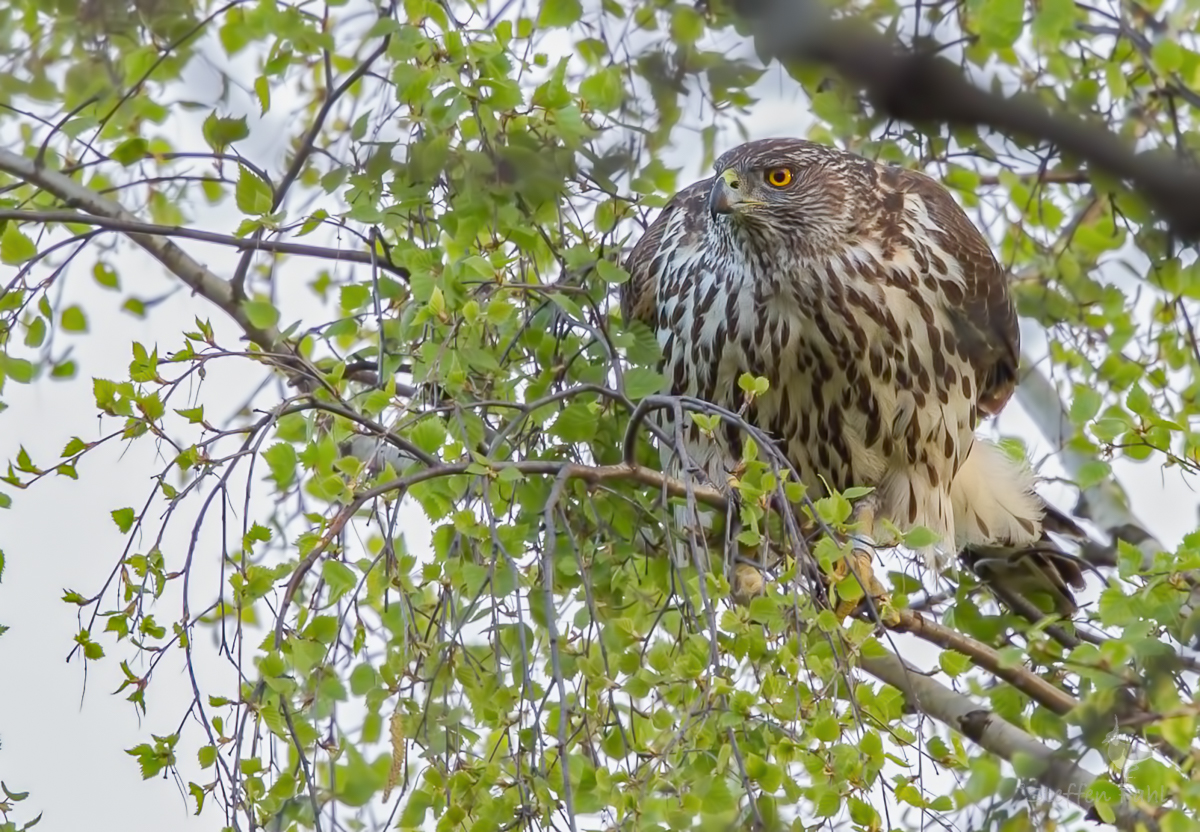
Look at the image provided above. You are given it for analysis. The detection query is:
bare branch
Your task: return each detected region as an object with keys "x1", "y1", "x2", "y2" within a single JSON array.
[{"x1": 0, "y1": 209, "x2": 409, "y2": 279}]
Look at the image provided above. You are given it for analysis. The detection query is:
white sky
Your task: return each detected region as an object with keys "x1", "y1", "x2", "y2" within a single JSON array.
[{"x1": 1, "y1": 4, "x2": 1196, "y2": 831}]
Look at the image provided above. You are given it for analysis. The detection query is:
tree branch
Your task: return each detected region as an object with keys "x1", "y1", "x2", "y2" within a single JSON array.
[
  {"x1": 890, "y1": 607, "x2": 1196, "y2": 767},
  {"x1": 0, "y1": 149, "x2": 285, "y2": 353},
  {"x1": 730, "y1": 0, "x2": 1200, "y2": 239},
  {"x1": 229, "y1": 31, "x2": 392, "y2": 299},
  {"x1": 890, "y1": 609, "x2": 1079, "y2": 714},
  {"x1": 269, "y1": 460, "x2": 726, "y2": 645},
  {"x1": 859, "y1": 649, "x2": 1162, "y2": 832},
  {"x1": 0, "y1": 209, "x2": 409, "y2": 279}
]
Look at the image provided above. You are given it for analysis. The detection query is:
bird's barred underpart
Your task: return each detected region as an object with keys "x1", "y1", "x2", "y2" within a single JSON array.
[{"x1": 622, "y1": 137, "x2": 1086, "y2": 614}]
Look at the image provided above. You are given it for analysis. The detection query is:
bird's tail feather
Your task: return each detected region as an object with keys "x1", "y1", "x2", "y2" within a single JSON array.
[
  {"x1": 960, "y1": 537, "x2": 1088, "y2": 616},
  {"x1": 952, "y1": 440, "x2": 1092, "y2": 616},
  {"x1": 951, "y1": 439, "x2": 1044, "y2": 549}
]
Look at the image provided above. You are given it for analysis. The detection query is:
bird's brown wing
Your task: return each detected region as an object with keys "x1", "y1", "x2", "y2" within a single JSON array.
[
  {"x1": 899, "y1": 169, "x2": 1020, "y2": 417},
  {"x1": 621, "y1": 178, "x2": 713, "y2": 326}
]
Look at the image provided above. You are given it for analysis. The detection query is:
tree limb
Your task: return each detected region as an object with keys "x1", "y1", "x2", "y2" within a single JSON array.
[
  {"x1": 0, "y1": 208, "x2": 409, "y2": 279},
  {"x1": 728, "y1": 0, "x2": 1200, "y2": 239},
  {"x1": 890, "y1": 609, "x2": 1079, "y2": 714},
  {"x1": 0, "y1": 149, "x2": 285, "y2": 353},
  {"x1": 859, "y1": 649, "x2": 1162, "y2": 832}
]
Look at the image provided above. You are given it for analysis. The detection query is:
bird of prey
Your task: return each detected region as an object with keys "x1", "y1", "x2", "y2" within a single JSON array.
[{"x1": 620, "y1": 137, "x2": 1086, "y2": 616}]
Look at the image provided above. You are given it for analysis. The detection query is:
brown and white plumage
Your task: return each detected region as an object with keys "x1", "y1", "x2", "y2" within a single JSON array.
[{"x1": 622, "y1": 137, "x2": 1085, "y2": 613}]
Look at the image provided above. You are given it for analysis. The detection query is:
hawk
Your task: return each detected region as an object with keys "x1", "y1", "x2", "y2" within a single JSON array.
[{"x1": 621, "y1": 137, "x2": 1086, "y2": 615}]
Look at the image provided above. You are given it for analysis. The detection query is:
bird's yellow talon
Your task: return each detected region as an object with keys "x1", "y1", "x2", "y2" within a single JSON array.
[
  {"x1": 832, "y1": 548, "x2": 891, "y2": 619},
  {"x1": 730, "y1": 561, "x2": 766, "y2": 606}
]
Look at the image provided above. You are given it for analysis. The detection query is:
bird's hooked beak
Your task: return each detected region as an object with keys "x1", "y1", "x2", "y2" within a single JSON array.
[{"x1": 709, "y1": 168, "x2": 748, "y2": 218}]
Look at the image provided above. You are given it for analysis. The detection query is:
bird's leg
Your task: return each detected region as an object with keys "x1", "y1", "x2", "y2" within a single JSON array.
[
  {"x1": 831, "y1": 491, "x2": 893, "y2": 620},
  {"x1": 724, "y1": 459, "x2": 773, "y2": 606}
]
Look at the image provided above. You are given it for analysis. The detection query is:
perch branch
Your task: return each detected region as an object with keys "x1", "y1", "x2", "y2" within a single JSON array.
[
  {"x1": 859, "y1": 649, "x2": 1161, "y2": 832},
  {"x1": 890, "y1": 609, "x2": 1079, "y2": 715}
]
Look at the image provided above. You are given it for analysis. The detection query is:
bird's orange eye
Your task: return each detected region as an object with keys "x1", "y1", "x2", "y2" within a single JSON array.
[{"x1": 765, "y1": 168, "x2": 793, "y2": 187}]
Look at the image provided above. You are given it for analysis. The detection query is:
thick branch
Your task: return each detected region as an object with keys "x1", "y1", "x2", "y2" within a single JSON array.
[
  {"x1": 0, "y1": 149, "x2": 284, "y2": 353},
  {"x1": 859, "y1": 649, "x2": 1161, "y2": 832},
  {"x1": 730, "y1": 0, "x2": 1200, "y2": 239},
  {"x1": 891, "y1": 609, "x2": 1079, "y2": 714}
]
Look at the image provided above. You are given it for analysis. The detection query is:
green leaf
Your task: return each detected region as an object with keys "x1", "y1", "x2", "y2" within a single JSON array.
[
  {"x1": 550, "y1": 403, "x2": 596, "y2": 442},
  {"x1": 977, "y1": 0, "x2": 1024, "y2": 48},
  {"x1": 624, "y1": 368, "x2": 664, "y2": 399},
  {"x1": 24, "y1": 317, "x2": 46, "y2": 348},
  {"x1": 1159, "y1": 714, "x2": 1195, "y2": 751},
  {"x1": 594, "y1": 259, "x2": 628, "y2": 284},
  {"x1": 409, "y1": 417, "x2": 447, "y2": 454},
  {"x1": 176, "y1": 406, "x2": 205, "y2": 424},
  {"x1": 263, "y1": 443, "x2": 297, "y2": 490},
  {"x1": 670, "y1": 5, "x2": 705, "y2": 43},
  {"x1": 242, "y1": 300, "x2": 280, "y2": 330},
  {"x1": 938, "y1": 650, "x2": 972, "y2": 677},
  {"x1": 1152, "y1": 40, "x2": 1183, "y2": 74},
  {"x1": 1069, "y1": 384, "x2": 1102, "y2": 425},
  {"x1": 111, "y1": 137, "x2": 150, "y2": 166},
  {"x1": 349, "y1": 662, "x2": 379, "y2": 696},
  {"x1": 62, "y1": 437, "x2": 87, "y2": 457},
  {"x1": 1075, "y1": 459, "x2": 1111, "y2": 490},
  {"x1": 1, "y1": 354, "x2": 34, "y2": 383},
  {"x1": 538, "y1": 0, "x2": 581, "y2": 28},
  {"x1": 290, "y1": 639, "x2": 325, "y2": 675},
  {"x1": 112, "y1": 507, "x2": 136, "y2": 533},
  {"x1": 304, "y1": 615, "x2": 339, "y2": 645},
  {"x1": 1032, "y1": 0, "x2": 1076, "y2": 43},
  {"x1": 340, "y1": 283, "x2": 371, "y2": 311},
  {"x1": 579, "y1": 67, "x2": 625, "y2": 112},
  {"x1": 1126, "y1": 384, "x2": 1152, "y2": 417},
  {"x1": 902, "y1": 525, "x2": 941, "y2": 549},
  {"x1": 322, "y1": 560, "x2": 357, "y2": 602},
  {"x1": 254, "y1": 76, "x2": 271, "y2": 114},
  {"x1": 963, "y1": 755, "x2": 1001, "y2": 803},
  {"x1": 811, "y1": 714, "x2": 841, "y2": 742},
  {"x1": 1, "y1": 225, "x2": 36, "y2": 265},
  {"x1": 236, "y1": 166, "x2": 274, "y2": 215},
  {"x1": 203, "y1": 112, "x2": 250, "y2": 150},
  {"x1": 61, "y1": 305, "x2": 88, "y2": 332},
  {"x1": 243, "y1": 523, "x2": 271, "y2": 549}
]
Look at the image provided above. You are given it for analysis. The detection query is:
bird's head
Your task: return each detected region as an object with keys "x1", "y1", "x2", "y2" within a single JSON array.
[{"x1": 707, "y1": 138, "x2": 863, "y2": 253}]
